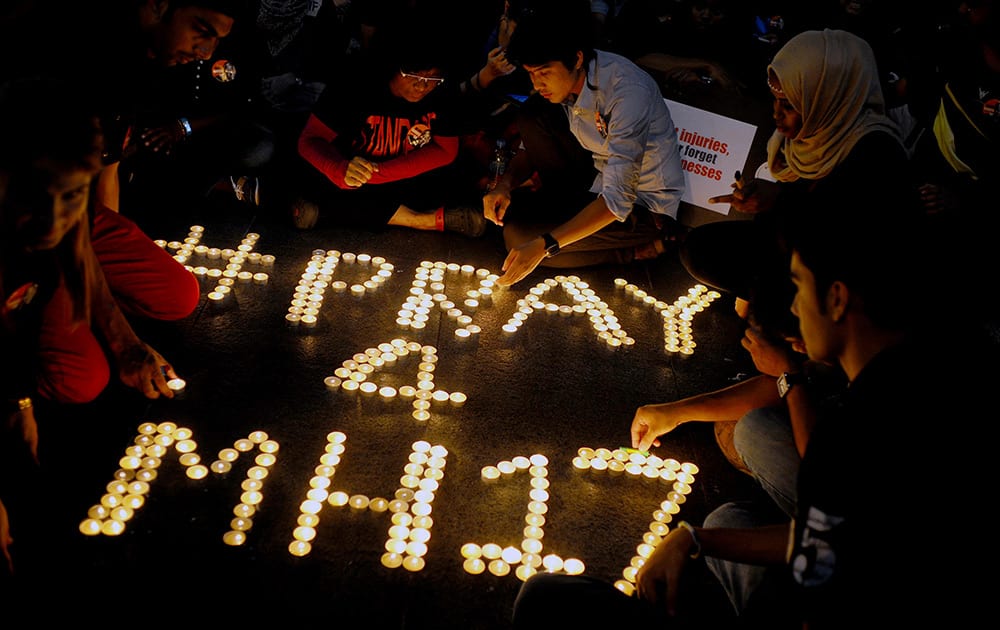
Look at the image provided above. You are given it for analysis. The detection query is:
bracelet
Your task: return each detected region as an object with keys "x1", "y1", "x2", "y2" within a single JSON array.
[
  {"x1": 178, "y1": 117, "x2": 193, "y2": 137},
  {"x1": 676, "y1": 520, "x2": 701, "y2": 559},
  {"x1": 470, "y1": 70, "x2": 482, "y2": 91}
]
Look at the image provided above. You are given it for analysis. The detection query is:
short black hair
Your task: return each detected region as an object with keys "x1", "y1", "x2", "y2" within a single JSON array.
[
  {"x1": 368, "y1": 8, "x2": 454, "y2": 77},
  {"x1": 504, "y1": 0, "x2": 593, "y2": 68},
  {"x1": 784, "y1": 190, "x2": 930, "y2": 331}
]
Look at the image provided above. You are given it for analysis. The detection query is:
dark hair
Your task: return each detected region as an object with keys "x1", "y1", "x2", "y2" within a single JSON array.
[
  {"x1": 784, "y1": 191, "x2": 930, "y2": 331},
  {"x1": 505, "y1": 0, "x2": 594, "y2": 68},
  {"x1": 0, "y1": 78, "x2": 104, "y2": 325},
  {"x1": 367, "y1": 8, "x2": 454, "y2": 78}
]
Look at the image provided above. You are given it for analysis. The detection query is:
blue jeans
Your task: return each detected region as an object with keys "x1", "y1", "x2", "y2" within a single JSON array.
[
  {"x1": 702, "y1": 405, "x2": 801, "y2": 619},
  {"x1": 734, "y1": 405, "x2": 799, "y2": 518}
]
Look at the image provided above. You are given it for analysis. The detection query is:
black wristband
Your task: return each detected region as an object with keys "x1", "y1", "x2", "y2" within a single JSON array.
[{"x1": 541, "y1": 232, "x2": 560, "y2": 257}]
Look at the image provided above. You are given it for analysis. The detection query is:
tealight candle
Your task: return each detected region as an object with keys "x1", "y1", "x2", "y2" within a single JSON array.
[
  {"x1": 287, "y1": 540, "x2": 310, "y2": 556},
  {"x1": 101, "y1": 519, "x2": 125, "y2": 536},
  {"x1": 402, "y1": 556, "x2": 425, "y2": 572},
  {"x1": 381, "y1": 552, "x2": 404, "y2": 569}
]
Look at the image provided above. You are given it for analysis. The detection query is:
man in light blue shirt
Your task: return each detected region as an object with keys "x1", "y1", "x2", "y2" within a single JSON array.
[{"x1": 483, "y1": 4, "x2": 685, "y2": 286}]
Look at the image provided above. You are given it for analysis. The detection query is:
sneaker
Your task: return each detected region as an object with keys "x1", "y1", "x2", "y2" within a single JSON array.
[
  {"x1": 291, "y1": 198, "x2": 320, "y2": 230},
  {"x1": 443, "y1": 207, "x2": 488, "y2": 237},
  {"x1": 231, "y1": 175, "x2": 260, "y2": 206}
]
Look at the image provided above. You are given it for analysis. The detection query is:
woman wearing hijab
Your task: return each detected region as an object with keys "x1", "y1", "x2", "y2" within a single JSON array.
[{"x1": 679, "y1": 28, "x2": 918, "y2": 318}]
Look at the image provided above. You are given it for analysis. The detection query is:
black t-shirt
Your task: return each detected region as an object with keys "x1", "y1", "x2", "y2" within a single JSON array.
[
  {"x1": 311, "y1": 61, "x2": 461, "y2": 162},
  {"x1": 790, "y1": 338, "x2": 997, "y2": 627}
]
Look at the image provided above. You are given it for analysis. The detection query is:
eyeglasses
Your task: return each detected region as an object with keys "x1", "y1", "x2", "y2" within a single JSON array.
[{"x1": 399, "y1": 70, "x2": 445, "y2": 86}]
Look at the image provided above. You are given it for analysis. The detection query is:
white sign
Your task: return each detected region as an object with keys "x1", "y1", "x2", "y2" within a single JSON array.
[{"x1": 665, "y1": 99, "x2": 758, "y2": 215}]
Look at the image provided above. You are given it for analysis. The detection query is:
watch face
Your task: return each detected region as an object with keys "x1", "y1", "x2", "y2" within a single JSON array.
[{"x1": 777, "y1": 374, "x2": 791, "y2": 397}]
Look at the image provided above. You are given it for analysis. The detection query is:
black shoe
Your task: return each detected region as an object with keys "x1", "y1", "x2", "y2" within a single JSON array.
[
  {"x1": 443, "y1": 207, "x2": 488, "y2": 237},
  {"x1": 291, "y1": 199, "x2": 319, "y2": 230}
]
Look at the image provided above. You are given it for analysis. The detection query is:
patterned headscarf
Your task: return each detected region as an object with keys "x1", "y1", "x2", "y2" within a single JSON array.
[
  {"x1": 257, "y1": 0, "x2": 310, "y2": 57},
  {"x1": 766, "y1": 29, "x2": 901, "y2": 182}
]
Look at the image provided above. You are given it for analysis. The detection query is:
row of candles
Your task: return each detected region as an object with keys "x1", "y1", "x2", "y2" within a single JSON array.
[
  {"x1": 503, "y1": 275, "x2": 633, "y2": 349},
  {"x1": 286, "y1": 249, "x2": 395, "y2": 327},
  {"x1": 572, "y1": 447, "x2": 698, "y2": 594},
  {"x1": 78, "y1": 422, "x2": 279, "y2": 542},
  {"x1": 156, "y1": 226, "x2": 721, "y2": 356},
  {"x1": 614, "y1": 279, "x2": 722, "y2": 354},
  {"x1": 80, "y1": 422, "x2": 698, "y2": 589},
  {"x1": 324, "y1": 341, "x2": 466, "y2": 421},
  {"x1": 397, "y1": 260, "x2": 497, "y2": 339},
  {"x1": 289, "y1": 435, "x2": 450, "y2": 575},
  {"x1": 156, "y1": 226, "x2": 275, "y2": 305}
]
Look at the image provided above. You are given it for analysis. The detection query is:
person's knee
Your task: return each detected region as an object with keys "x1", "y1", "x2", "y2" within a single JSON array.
[
  {"x1": 37, "y1": 359, "x2": 111, "y2": 404},
  {"x1": 156, "y1": 270, "x2": 201, "y2": 320},
  {"x1": 733, "y1": 412, "x2": 758, "y2": 460},
  {"x1": 704, "y1": 501, "x2": 759, "y2": 529},
  {"x1": 734, "y1": 408, "x2": 777, "y2": 465}
]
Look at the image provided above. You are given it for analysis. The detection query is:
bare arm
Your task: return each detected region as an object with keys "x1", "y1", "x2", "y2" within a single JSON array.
[
  {"x1": 636, "y1": 522, "x2": 790, "y2": 616},
  {"x1": 86, "y1": 243, "x2": 176, "y2": 399},
  {"x1": 631, "y1": 374, "x2": 779, "y2": 451},
  {"x1": 495, "y1": 196, "x2": 618, "y2": 286}
]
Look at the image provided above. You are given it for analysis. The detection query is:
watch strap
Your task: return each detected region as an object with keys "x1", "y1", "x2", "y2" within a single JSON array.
[
  {"x1": 541, "y1": 232, "x2": 560, "y2": 257},
  {"x1": 777, "y1": 372, "x2": 804, "y2": 398}
]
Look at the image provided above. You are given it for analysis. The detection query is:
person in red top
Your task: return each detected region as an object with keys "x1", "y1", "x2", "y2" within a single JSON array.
[
  {"x1": 287, "y1": 14, "x2": 488, "y2": 237},
  {"x1": 0, "y1": 78, "x2": 186, "y2": 574}
]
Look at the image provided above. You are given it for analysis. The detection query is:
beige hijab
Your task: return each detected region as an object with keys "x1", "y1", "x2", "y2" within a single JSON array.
[{"x1": 766, "y1": 29, "x2": 902, "y2": 182}]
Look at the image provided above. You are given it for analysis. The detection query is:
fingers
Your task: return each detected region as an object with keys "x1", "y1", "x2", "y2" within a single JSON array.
[
  {"x1": 707, "y1": 193, "x2": 734, "y2": 205},
  {"x1": 496, "y1": 250, "x2": 518, "y2": 286},
  {"x1": 142, "y1": 363, "x2": 171, "y2": 400},
  {"x1": 630, "y1": 421, "x2": 645, "y2": 450},
  {"x1": 483, "y1": 193, "x2": 508, "y2": 226},
  {"x1": 161, "y1": 364, "x2": 178, "y2": 381}
]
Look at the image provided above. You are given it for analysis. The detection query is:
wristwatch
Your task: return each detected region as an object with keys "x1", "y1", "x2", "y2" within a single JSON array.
[
  {"x1": 541, "y1": 232, "x2": 560, "y2": 257},
  {"x1": 777, "y1": 372, "x2": 804, "y2": 399}
]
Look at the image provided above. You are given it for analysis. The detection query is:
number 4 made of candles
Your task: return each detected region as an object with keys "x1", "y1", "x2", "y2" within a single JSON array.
[
  {"x1": 323, "y1": 339, "x2": 467, "y2": 423},
  {"x1": 77, "y1": 422, "x2": 280, "y2": 545}
]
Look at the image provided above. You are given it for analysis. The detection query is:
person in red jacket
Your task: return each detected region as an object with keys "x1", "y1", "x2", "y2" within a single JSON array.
[
  {"x1": 0, "y1": 78, "x2": 187, "y2": 574},
  {"x1": 287, "y1": 12, "x2": 488, "y2": 237}
]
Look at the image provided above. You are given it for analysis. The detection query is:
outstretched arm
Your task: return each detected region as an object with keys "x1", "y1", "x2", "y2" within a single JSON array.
[
  {"x1": 496, "y1": 196, "x2": 618, "y2": 286},
  {"x1": 631, "y1": 374, "x2": 778, "y2": 451},
  {"x1": 87, "y1": 242, "x2": 177, "y2": 399}
]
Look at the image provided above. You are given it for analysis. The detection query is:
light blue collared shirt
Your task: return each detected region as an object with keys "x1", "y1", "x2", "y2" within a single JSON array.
[{"x1": 562, "y1": 50, "x2": 685, "y2": 220}]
